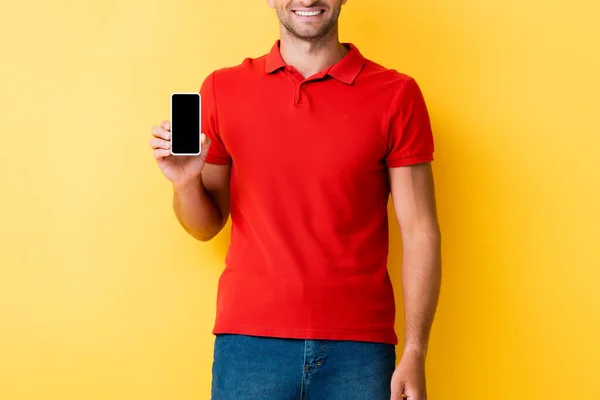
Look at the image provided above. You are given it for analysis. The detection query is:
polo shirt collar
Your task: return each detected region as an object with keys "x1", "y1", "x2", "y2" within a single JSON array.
[
  {"x1": 265, "y1": 40, "x2": 287, "y2": 74},
  {"x1": 265, "y1": 40, "x2": 365, "y2": 85}
]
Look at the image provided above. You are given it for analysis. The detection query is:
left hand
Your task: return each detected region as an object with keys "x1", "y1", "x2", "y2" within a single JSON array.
[{"x1": 390, "y1": 350, "x2": 427, "y2": 400}]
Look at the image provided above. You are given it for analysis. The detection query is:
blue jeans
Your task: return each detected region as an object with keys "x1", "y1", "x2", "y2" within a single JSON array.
[{"x1": 211, "y1": 334, "x2": 397, "y2": 400}]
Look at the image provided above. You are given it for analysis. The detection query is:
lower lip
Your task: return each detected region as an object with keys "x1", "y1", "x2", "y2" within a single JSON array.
[{"x1": 293, "y1": 11, "x2": 324, "y2": 20}]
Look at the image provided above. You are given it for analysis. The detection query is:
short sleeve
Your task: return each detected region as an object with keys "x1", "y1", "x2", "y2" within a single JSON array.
[
  {"x1": 384, "y1": 77, "x2": 435, "y2": 167},
  {"x1": 200, "y1": 71, "x2": 231, "y2": 165}
]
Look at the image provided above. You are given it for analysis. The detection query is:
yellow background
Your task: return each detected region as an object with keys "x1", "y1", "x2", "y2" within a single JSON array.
[{"x1": 1, "y1": 0, "x2": 599, "y2": 398}]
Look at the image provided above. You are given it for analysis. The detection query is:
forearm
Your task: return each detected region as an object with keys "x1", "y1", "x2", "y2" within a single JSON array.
[
  {"x1": 172, "y1": 177, "x2": 225, "y2": 242},
  {"x1": 401, "y1": 227, "x2": 442, "y2": 357}
]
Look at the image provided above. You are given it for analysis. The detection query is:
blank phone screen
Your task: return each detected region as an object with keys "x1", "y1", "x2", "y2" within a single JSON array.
[{"x1": 171, "y1": 93, "x2": 201, "y2": 155}]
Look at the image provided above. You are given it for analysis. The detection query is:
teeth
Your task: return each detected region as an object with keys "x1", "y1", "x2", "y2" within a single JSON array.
[{"x1": 295, "y1": 10, "x2": 322, "y2": 16}]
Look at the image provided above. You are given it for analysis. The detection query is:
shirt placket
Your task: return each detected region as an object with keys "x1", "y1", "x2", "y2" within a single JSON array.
[{"x1": 284, "y1": 66, "x2": 327, "y2": 107}]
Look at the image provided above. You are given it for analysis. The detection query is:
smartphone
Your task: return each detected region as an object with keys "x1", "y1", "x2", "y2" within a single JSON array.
[{"x1": 170, "y1": 92, "x2": 201, "y2": 156}]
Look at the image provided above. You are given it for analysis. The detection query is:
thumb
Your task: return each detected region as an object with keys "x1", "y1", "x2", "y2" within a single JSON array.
[
  {"x1": 390, "y1": 383, "x2": 406, "y2": 400},
  {"x1": 200, "y1": 133, "x2": 211, "y2": 155}
]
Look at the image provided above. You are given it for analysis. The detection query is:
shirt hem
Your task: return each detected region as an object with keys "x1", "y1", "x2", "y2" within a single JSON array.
[
  {"x1": 205, "y1": 154, "x2": 231, "y2": 165},
  {"x1": 386, "y1": 153, "x2": 433, "y2": 168},
  {"x1": 212, "y1": 324, "x2": 398, "y2": 345}
]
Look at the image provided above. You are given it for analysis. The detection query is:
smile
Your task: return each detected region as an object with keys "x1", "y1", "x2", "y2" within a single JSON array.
[{"x1": 293, "y1": 10, "x2": 324, "y2": 17}]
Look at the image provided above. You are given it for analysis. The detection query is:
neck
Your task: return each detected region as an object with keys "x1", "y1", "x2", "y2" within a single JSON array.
[{"x1": 278, "y1": 26, "x2": 348, "y2": 79}]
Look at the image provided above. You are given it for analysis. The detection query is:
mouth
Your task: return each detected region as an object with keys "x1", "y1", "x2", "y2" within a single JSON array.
[{"x1": 292, "y1": 9, "x2": 325, "y2": 18}]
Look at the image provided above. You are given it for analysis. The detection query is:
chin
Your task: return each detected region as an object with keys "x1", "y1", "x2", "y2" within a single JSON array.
[{"x1": 291, "y1": 25, "x2": 326, "y2": 38}]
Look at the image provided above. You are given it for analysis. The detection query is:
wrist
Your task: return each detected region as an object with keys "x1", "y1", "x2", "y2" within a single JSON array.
[
  {"x1": 402, "y1": 343, "x2": 427, "y2": 359},
  {"x1": 172, "y1": 175, "x2": 202, "y2": 193}
]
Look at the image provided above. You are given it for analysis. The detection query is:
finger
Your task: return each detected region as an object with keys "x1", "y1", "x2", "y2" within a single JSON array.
[
  {"x1": 390, "y1": 383, "x2": 407, "y2": 400},
  {"x1": 149, "y1": 137, "x2": 171, "y2": 150},
  {"x1": 403, "y1": 392, "x2": 422, "y2": 399},
  {"x1": 154, "y1": 148, "x2": 171, "y2": 160},
  {"x1": 151, "y1": 125, "x2": 170, "y2": 141},
  {"x1": 161, "y1": 120, "x2": 170, "y2": 131},
  {"x1": 390, "y1": 388, "x2": 403, "y2": 400}
]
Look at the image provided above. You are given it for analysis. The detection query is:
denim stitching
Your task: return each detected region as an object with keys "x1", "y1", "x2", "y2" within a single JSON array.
[{"x1": 300, "y1": 339, "x2": 308, "y2": 400}]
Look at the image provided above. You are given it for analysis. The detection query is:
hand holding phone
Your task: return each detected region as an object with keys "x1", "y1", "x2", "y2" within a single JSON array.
[{"x1": 149, "y1": 120, "x2": 210, "y2": 187}]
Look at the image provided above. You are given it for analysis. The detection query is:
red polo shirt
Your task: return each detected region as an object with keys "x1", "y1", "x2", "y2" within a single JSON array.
[{"x1": 199, "y1": 40, "x2": 434, "y2": 345}]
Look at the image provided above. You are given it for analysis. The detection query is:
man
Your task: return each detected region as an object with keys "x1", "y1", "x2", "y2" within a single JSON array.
[{"x1": 149, "y1": 1, "x2": 441, "y2": 399}]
